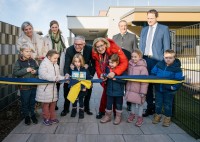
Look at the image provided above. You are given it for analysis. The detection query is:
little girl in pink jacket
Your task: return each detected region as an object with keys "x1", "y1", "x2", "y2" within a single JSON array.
[{"x1": 125, "y1": 49, "x2": 149, "y2": 127}]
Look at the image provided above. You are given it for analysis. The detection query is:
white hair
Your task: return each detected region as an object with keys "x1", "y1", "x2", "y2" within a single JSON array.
[{"x1": 74, "y1": 35, "x2": 85, "y2": 42}]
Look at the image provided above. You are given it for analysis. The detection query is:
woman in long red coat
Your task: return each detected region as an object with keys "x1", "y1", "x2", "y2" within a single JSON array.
[{"x1": 92, "y1": 37, "x2": 128, "y2": 119}]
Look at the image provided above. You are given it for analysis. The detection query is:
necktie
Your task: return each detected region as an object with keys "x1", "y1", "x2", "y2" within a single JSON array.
[{"x1": 145, "y1": 26, "x2": 153, "y2": 56}]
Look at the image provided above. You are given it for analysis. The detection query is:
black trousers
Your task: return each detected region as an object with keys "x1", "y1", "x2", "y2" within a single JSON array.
[
  {"x1": 72, "y1": 92, "x2": 85, "y2": 108},
  {"x1": 63, "y1": 83, "x2": 92, "y2": 111},
  {"x1": 143, "y1": 56, "x2": 159, "y2": 110}
]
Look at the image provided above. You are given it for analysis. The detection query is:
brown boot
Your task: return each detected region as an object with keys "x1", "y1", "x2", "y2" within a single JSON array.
[
  {"x1": 113, "y1": 110, "x2": 122, "y2": 125},
  {"x1": 152, "y1": 114, "x2": 162, "y2": 124},
  {"x1": 163, "y1": 116, "x2": 171, "y2": 127},
  {"x1": 100, "y1": 109, "x2": 112, "y2": 123}
]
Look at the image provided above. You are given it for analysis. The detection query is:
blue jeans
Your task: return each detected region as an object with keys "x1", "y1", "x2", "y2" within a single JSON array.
[
  {"x1": 20, "y1": 88, "x2": 36, "y2": 117},
  {"x1": 155, "y1": 90, "x2": 175, "y2": 117},
  {"x1": 106, "y1": 96, "x2": 123, "y2": 110}
]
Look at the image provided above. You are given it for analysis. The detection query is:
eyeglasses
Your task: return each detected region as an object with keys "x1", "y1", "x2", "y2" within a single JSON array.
[
  {"x1": 164, "y1": 56, "x2": 174, "y2": 59},
  {"x1": 96, "y1": 44, "x2": 105, "y2": 49}
]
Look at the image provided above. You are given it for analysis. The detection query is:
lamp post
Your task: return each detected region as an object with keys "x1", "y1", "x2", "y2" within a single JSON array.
[{"x1": 92, "y1": 0, "x2": 94, "y2": 16}]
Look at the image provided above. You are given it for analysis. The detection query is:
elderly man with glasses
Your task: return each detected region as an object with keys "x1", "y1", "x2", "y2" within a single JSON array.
[{"x1": 61, "y1": 36, "x2": 95, "y2": 116}]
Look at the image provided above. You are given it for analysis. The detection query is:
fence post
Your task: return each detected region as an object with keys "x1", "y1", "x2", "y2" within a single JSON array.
[{"x1": 196, "y1": 45, "x2": 200, "y2": 64}]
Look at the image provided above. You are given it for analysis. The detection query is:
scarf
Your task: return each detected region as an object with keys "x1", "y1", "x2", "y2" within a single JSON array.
[
  {"x1": 50, "y1": 32, "x2": 65, "y2": 54},
  {"x1": 99, "y1": 53, "x2": 108, "y2": 74}
]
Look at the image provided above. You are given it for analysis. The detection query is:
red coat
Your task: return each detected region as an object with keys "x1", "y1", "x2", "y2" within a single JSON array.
[{"x1": 92, "y1": 38, "x2": 128, "y2": 78}]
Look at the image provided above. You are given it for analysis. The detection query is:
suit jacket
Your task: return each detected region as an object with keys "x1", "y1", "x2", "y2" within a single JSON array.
[
  {"x1": 113, "y1": 32, "x2": 138, "y2": 60},
  {"x1": 139, "y1": 23, "x2": 170, "y2": 61},
  {"x1": 64, "y1": 45, "x2": 95, "y2": 77}
]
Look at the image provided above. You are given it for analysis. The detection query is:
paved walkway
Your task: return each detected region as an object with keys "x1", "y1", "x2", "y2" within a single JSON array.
[{"x1": 3, "y1": 83, "x2": 198, "y2": 142}]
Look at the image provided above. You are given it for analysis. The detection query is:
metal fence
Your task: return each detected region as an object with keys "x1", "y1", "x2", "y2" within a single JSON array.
[{"x1": 171, "y1": 23, "x2": 200, "y2": 138}]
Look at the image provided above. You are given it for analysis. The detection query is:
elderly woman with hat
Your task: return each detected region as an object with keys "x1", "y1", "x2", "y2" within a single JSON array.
[{"x1": 92, "y1": 38, "x2": 128, "y2": 119}]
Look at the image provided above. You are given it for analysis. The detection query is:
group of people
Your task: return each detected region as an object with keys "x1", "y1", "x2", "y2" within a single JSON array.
[{"x1": 13, "y1": 9, "x2": 183, "y2": 127}]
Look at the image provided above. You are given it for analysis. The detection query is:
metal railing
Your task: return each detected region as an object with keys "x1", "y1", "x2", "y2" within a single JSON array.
[{"x1": 171, "y1": 23, "x2": 200, "y2": 138}]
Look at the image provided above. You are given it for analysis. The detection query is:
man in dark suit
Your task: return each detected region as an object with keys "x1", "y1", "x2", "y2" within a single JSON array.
[
  {"x1": 113, "y1": 20, "x2": 138, "y2": 111},
  {"x1": 139, "y1": 9, "x2": 170, "y2": 117},
  {"x1": 61, "y1": 35, "x2": 95, "y2": 116}
]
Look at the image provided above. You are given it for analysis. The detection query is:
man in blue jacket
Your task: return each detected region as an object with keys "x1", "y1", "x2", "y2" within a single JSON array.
[{"x1": 139, "y1": 9, "x2": 171, "y2": 117}]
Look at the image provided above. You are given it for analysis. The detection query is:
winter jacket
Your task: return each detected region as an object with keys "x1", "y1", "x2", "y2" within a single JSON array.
[
  {"x1": 13, "y1": 57, "x2": 38, "y2": 90},
  {"x1": 64, "y1": 45, "x2": 95, "y2": 77},
  {"x1": 125, "y1": 59, "x2": 149, "y2": 104},
  {"x1": 43, "y1": 34, "x2": 66, "y2": 75},
  {"x1": 105, "y1": 66, "x2": 126, "y2": 97},
  {"x1": 36, "y1": 57, "x2": 65, "y2": 103},
  {"x1": 151, "y1": 59, "x2": 183, "y2": 93},
  {"x1": 92, "y1": 38, "x2": 128, "y2": 78},
  {"x1": 17, "y1": 32, "x2": 45, "y2": 60}
]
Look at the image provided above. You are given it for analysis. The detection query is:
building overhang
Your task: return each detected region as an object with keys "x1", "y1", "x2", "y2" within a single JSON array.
[
  {"x1": 67, "y1": 16, "x2": 109, "y2": 40},
  {"x1": 121, "y1": 6, "x2": 200, "y2": 35}
]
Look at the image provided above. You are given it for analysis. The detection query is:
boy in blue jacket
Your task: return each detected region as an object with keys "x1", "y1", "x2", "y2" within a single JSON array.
[
  {"x1": 151, "y1": 49, "x2": 183, "y2": 127},
  {"x1": 100, "y1": 54, "x2": 126, "y2": 125}
]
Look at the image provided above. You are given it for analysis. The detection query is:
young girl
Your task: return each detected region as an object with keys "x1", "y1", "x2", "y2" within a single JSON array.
[
  {"x1": 36, "y1": 50, "x2": 65, "y2": 126},
  {"x1": 68, "y1": 53, "x2": 91, "y2": 119},
  {"x1": 125, "y1": 49, "x2": 149, "y2": 127},
  {"x1": 100, "y1": 54, "x2": 126, "y2": 125}
]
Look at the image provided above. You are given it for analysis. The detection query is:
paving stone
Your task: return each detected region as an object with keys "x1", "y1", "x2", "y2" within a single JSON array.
[
  {"x1": 11, "y1": 121, "x2": 58, "y2": 134},
  {"x1": 168, "y1": 134, "x2": 199, "y2": 142},
  {"x1": 55, "y1": 123, "x2": 77, "y2": 134},
  {"x1": 123, "y1": 134, "x2": 174, "y2": 142},
  {"x1": 77, "y1": 134, "x2": 125, "y2": 142},
  {"x1": 140, "y1": 123, "x2": 186, "y2": 134},
  {"x1": 99, "y1": 121, "x2": 142, "y2": 135},
  {"x1": 3, "y1": 134, "x2": 31, "y2": 142},
  {"x1": 55, "y1": 122, "x2": 99, "y2": 134},
  {"x1": 3, "y1": 82, "x2": 197, "y2": 142},
  {"x1": 78, "y1": 110, "x2": 97, "y2": 123},
  {"x1": 28, "y1": 134, "x2": 76, "y2": 142}
]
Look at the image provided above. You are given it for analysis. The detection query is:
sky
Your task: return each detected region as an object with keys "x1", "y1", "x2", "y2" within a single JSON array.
[{"x1": 0, "y1": 0, "x2": 200, "y2": 39}]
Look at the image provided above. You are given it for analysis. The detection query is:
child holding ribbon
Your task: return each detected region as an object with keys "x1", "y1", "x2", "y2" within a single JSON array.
[
  {"x1": 151, "y1": 49, "x2": 183, "y2": 127},
  {"x1": 100, "y1": 54, "x2": 126, "y2": 125},
  {"x1": 36, "y1": 50, "x2": 66, "y2": 126},
  {"x1": 13, "y1": 43, "x2": 39, "y2": 125},
  {"x1": 125, "y1": 49, "x2": 149, "y2": 127},
  {"x1": 66, "y1": 53, "x2": 91, "y2": 119}
]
